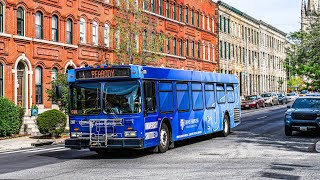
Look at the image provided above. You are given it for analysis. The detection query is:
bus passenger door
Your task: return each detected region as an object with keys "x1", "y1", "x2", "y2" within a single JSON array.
[{"x1": 143, "y1": 81, "x2": 159, "y2": 148}]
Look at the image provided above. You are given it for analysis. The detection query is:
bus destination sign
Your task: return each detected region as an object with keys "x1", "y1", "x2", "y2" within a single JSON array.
[{"x1": 76, "y1": 68, "x2": 131, "y2": 79}]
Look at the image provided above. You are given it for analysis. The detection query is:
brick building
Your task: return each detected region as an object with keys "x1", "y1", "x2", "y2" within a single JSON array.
[{"x1": 0, "y1": 0, "x2": 218, "y2": 114}]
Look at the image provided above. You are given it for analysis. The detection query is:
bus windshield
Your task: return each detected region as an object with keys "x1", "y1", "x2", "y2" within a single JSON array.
[
  {"x1": 70, "y1": 83, "x2": 101, "y2": 115},
  {"x1": 103, "y1": 81, "x2": 142, "y2": 115}
]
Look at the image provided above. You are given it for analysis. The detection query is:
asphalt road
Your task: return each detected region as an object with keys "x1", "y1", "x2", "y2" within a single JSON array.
[{"x1": 0, "y1": 105, "x2": 319, "y2": 180}]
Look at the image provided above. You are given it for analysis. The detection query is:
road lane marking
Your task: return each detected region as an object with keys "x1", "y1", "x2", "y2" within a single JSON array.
[
  {"x1": 0, "y1": 147, "x2": 66, "y2": 155},
  {"x1": 257, "y1": 116, "x2": 267, "y2": 120}
]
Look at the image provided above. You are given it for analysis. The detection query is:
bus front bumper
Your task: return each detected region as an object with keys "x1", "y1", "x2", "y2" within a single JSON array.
[{"x1": 65, "y1": 138, "x2": 144, "y2": 149}]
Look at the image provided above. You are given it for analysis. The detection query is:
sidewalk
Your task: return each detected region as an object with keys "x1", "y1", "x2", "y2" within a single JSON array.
[{"x1": 0, "y1": 136, "x2": 67, "y2": 152}]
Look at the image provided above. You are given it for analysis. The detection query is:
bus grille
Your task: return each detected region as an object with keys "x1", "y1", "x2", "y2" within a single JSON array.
[{"x1": 234, "y1": 108, "x2": 241, "y2": 122}]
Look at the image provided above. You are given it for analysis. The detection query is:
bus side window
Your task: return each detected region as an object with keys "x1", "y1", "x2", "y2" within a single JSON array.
[
  {"x1": 216, "y1": 84, "x2": 226, "y2": 104},
  {"x1": 159, "y1": 82, "x2": 174, "y2": 113},
  {"x1": 205, "y1": 83, "x2": 215, "y2": 109},
  {"x1": 227, "y1": 85, "x2": 235, "y2": 103},
  {"x1": 144, "y1": 81, "x2": 156, "y2": 113},
  {"x1": 176, "y1": 82, "x2": 190, "y2": 112},
  {"x1": 192, "y1": 82, "x2": 204, "y2": 110}
]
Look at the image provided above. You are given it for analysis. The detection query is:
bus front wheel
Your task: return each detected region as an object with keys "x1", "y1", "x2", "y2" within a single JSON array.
[
  {"x1": 219, "y1": 115, "x2": 230, "y2": 137},
  {"x1": 159, "y1": 123, "x2": 170, "y2": 153}
]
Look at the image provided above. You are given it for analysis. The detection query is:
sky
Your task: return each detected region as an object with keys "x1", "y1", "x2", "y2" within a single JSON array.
[{"x1": 214, "y1": 0, "x2": 302, "y2": 34}]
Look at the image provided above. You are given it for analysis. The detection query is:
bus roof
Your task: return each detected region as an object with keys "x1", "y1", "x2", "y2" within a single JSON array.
[{"x1": 69, "y1": 65, "x2": 238, "y2": 84}]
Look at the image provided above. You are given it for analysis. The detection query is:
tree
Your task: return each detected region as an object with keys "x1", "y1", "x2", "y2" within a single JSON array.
[
  {"x1": 46, "y1": 72, "x2": 69, "y2": 113},
  {"x1": 112, "y1": 0, "x2": 167, "y2": 65},
  {"x1": 285, "y1": 13, "x2": 320, "y2": 91},
  {"x1": 287, "y1": 76, "x2": 304, "y2": 92}
]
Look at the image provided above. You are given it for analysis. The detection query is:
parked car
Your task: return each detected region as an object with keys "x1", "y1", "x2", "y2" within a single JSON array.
[
  {"x1": 261, "y1": 92, "x2": 279, "y2": 106},
  {"x1": 286, "y1": 92, "x2": 299, "y2": 102},
  {"x1": 277, "y1": 93, "x2": 287, "y2": 104},
  {"x1": 241, "y1": 95, "x2": 266, "y2": 109},
  {"x1": 300, "y1": 90, "x2": 309, "y2": 96},
  {"x1": 284, "y1": 97, "x2": 320, "y2": 136}
]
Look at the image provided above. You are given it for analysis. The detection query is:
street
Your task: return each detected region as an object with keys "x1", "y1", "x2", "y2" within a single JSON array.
[{"x1": 0, "y1": 105, "x2": 319, "y2": 180}]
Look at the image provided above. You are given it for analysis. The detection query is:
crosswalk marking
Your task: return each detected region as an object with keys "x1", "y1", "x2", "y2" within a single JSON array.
[{"x1": 0, "y1": 146, "x2": 67, "y2": 155}]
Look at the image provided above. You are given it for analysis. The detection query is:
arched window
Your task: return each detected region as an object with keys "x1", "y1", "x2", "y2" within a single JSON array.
[
  {"x1": 191, "y1": 9, "x2": 194, "y2": 25},
  {"x1": 35, "y1": 12, "x2": 43, "y2": 39},
  {"x1": 52, "y1": 15, "x2": 58, "y2": 42},
  {"x1": 166, "y1": 0, "x2": 170, "y2": 18},
  {"x1": 0, "y1": 3, "x2": 4, "y2": 33},
  {"x1": 17, "y1": 7, "x2": 25, "y2": 36},
  {"x1": 80, "y1": 18, "x2": 86, "y2": 43},
  {"x1": 197, "y1": 12, "x2": 200, "y2": 27},
  {"x1": 51, "y1": 67, "x2": 58, "y2": 81},
  {"x1": 166, "y1": 37, "x2": 170, "y2": 54},
  {"x1": 191, "y1": 41, "x2": 195, "y2": 57},
  {"x1": 185, "y1": 7, "x2": 188, "y2": 24},
  {"x1": 197, "y1": 42, "x2": 201, "y2": 58},
  {"x1": 0, "y1": 63, "x2": 3, "y2": 96},
  {"x1": 179, "y1": 5, "x2": 182, "y2": 22},
  {"x1": 151, "y1": 0, "x2": 155, "y2": 13},
  {"x1": 186, "y1": 39, "x2": 189, "y2": 56},
  {"x1": 66, "y1": 19, "x2": 73, "y2": 44},
  {"x1": 92, "y1": 21, "x2": 98, "y2": 45},
  {"x1": 104, "y1": 24, "x2": 110, "y2": 47},
  {"x1": 173, "y1": 38, "x2": 176, "y2": 55},
  {"x1": 173, "y1": 3, "x2": 176, "y2": 20},
  {"x1": 179, "y1": 39, "x2": 183, "y2": 56},
  {"x1": 35, "y1": 66, "x2": 43, "y2": 104}
]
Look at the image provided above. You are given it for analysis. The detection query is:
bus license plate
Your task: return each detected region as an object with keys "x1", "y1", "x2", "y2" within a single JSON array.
[{"x1": 300, "y1": 127, "x2": 308, "y2": 131}]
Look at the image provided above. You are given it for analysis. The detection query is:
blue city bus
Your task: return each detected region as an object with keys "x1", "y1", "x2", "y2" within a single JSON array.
[{"x1": 64, "y1": 65, "x2": 241, "y2": 153}]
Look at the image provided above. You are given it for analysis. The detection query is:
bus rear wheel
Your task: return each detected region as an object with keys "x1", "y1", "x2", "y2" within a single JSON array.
[
  {"x1": 219, "y1": 115, "x2": 230, "y2": 137},
  {"x1": 159, "y1": 123, "x2": 170, "y2": 153}
]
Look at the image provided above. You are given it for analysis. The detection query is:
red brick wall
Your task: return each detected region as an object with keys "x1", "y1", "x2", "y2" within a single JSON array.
[{"x1": 0, "y1": 0, "x2": 218, "y2": 109}]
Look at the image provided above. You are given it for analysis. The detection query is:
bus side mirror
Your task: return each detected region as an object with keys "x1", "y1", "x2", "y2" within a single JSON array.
[{"x1": 56, "y1": 86, "x2": 62, "y2": 98}]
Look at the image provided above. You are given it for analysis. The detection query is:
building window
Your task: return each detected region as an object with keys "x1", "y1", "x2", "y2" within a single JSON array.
[
  {"x1": 35, "y1": 66, "x2": 43, "y2": 104},
  {"x1": 115, "y1": 29, "x2": 120, "y2": 49},
  {"x1": 219, "y1": 41, "x2": 223, "y2": 58},
  {"x1": 66, "y1": 19, "x2": 73, "y2": 44},
  {"x1": 151, "y1": 0, "x2": 155, "y2": 13},
  {"x1": 173, "y1": 3, "x2": 176, "y2": 20},
  {"x1": 92, "y1": 21, "x2": 98, "y2": 45},
  {"x1": 104, "y1": 24, "x2": 110, "y2": 47},
  {"x1": 166, "y1": 0, "x2": 170, "y2": 18},
  {"x1": 224, "y1": 42, "x2": 227, "y2": 59},
  {"x1": 228, "y1": 18, "x2": 230, "y2": 34},
  {"x1": 223, "y1": 17, "x2": 226, "y2": 32},
  {"x1": 186, "y1": 39, "x2": 189, "y2": 56},
  {"x1": 219, "y1": 15, "x2": 222, "y2": 31},
  {"x1": 17, "y1": 7, "x2": 24, "y2": 36},
  {"x1": 51, "y1": 67, "x2": 58, "y2": 81},
  {"x1": 0, "y1": 3, "x2": 3, "y2": 33},
  {"x1": 191, "y1": 41, "x2": 195, "y2": 57},
  {"x1": 143, "y1": 0, "x2": 148, "y2": 10},
  {"x1": 198, "y1": 42, "x2": 200, "y2": 58},
  {"x1": 173, "y1": 38, "x2": 177, "y2": 55},
  {"x1": 197, "y1": 12, "x2": 200, "y2": 27},
  {"x1": 166, "y1": 38, "x2": 170, "y2": 54},
  {"x1": 0, "y1": 63, "x2": 3, "y2": 97},
  {"x1": 179, "y1": 5, "x2": 183, "y2": 22},
  {"x1": 80, "y1": 18, "x2": 86, "y2": 43},
  {"x1": 52, "y1": 15, "x2": 58, "y2": 42},
  {"x1": 185, "y1": 7, "x2": 188, "y2": 23},
  {"x1": 159, "y1": 0, "x2": 163, "y2": 15},
  {"x1": 191, "y1": 9, "x2": 194, "y2": 25},
  {"x1": 179, "y1": 39, "x2": 183, "y2": 56},
  {"x1": 35, "y1": 12, "x2": 43, "y2": 39}
]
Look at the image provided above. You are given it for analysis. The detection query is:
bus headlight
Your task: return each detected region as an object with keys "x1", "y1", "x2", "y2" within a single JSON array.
[
  {"x1": 124, "y1": 131, "x2": 137, "y2": 138},
  {"x1": 71, "y1": 132, "x2": 82, "y2": 137}
]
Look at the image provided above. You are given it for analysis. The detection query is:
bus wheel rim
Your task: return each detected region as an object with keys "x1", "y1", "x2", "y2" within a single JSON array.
[{"x1": 160, "y1": 129, "x2": 168, "y2": 147}]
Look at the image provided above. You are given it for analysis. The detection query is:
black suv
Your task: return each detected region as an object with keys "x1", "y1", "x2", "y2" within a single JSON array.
[{"x1": 284, "y1": 97, "x2": 320, "y2": 136}]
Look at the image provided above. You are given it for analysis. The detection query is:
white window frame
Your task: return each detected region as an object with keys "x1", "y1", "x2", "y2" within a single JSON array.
[
  {"x1": 80, "y1": 18, "x2": 86, "y2": 43},
  {"x1": 92, "y1": 21, "x2": 98, "y2": 45},
  {"x1": 104, "y1": 24, "x2": 110, "y2": 47}
]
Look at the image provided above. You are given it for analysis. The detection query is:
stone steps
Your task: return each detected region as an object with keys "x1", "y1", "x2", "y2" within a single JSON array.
[{"x1": 20, "y1": 116, "x2": 41, "y2": 136}]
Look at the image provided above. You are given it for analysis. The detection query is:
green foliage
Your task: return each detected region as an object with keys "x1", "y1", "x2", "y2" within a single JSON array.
[
  {"x1": 0, "y1": 97, "x2": 23, "y2": 137},
  {"x1": 37, "y1": 109, "x2": 67, "y2": 137},
  {"x1": 46, "y1": 72, "x2": 68, "y2": 113},
  {"x1": 285, "y1": 15, "x2": 320, "y2": 90},
  {"x1": 287, "y1": 76, "x2": 304, "y2": 92},
  {"x1": 113, "y1": 0, "x2": 167, "y2": 65}
]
